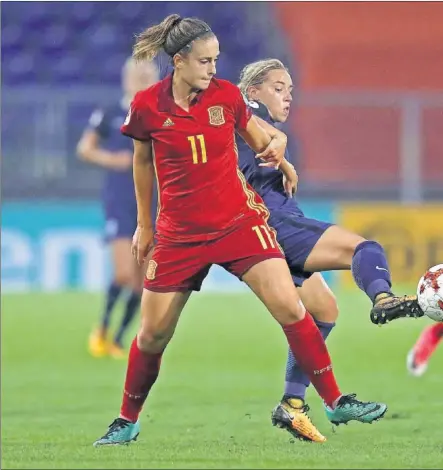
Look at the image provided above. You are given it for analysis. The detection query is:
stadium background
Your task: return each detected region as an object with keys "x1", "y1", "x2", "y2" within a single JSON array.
[
  {"x1": 2, "y1": 2, "x2": 443, "y2": 469},
  {"x1": 3, "y1": 1, "x2": 443, "y2": 293}
]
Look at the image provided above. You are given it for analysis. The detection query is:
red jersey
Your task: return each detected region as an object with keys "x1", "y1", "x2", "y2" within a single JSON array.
[{"x1": 121, "y1": 74, "x2": 267, "y2": 242}]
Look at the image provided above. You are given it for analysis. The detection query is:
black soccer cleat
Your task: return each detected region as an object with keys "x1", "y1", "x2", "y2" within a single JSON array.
[{"x1": 370, "y1": 294, "x2": 424, "y2": 325}]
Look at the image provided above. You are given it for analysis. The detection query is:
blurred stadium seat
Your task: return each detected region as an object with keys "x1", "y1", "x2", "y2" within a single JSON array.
[{"x1": 2, "y1": 1, "x2": 275, "y2": 87}]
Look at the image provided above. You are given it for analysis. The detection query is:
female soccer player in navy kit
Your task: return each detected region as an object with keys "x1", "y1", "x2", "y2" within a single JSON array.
[
  {"x1": 236, "y1": 59, "x2": 423, "y2": 440},
  {"x1": 93, "y1": 15, "x2": 387, "y2": 447},
  {"x1": 77, "y1": 58, "x2": 159, "y2": 359}
]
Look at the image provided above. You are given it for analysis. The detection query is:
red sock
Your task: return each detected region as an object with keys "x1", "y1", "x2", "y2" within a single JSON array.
[
  {"x1": 282, "y1": 313, "x2": 341, "y2": 407},
  {"x1": 414, "y1": 323, "x2": 443, "y2": 364},
  {"x1": 120, "y1": 337, "x2": 163, "y2": 423}
]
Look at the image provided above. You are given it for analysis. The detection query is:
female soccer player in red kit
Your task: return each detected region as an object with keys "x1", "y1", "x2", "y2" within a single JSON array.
[{"x1": 93, "y1": 14, "x2": 387, "y2": 446}]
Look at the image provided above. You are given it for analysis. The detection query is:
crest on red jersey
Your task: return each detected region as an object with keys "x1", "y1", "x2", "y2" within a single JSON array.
[
  {"x1": 208, "y1": 106, "x2": 225, "y2": 126},
  {"x1": 146, "y1": 260, "x2": 158, "y2": 280}
]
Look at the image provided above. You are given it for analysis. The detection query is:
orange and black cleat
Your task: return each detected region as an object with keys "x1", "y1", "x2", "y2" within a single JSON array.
[
  {"x1": 370, "y1": 293, "x2": 424, "y2": 325},
  {"x1": 271, "y1": 397, "x2": 326, "y2": 443}
]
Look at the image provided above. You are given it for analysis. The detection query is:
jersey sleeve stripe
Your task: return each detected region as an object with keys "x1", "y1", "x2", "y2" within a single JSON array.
[{"x1": 152, "y1": 143, "x2": 162, "y2": 223}]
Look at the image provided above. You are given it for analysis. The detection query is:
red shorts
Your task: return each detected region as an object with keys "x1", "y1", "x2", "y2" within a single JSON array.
[{"x1": 144, "y1": 215, "x2": 284, "y2": 292}]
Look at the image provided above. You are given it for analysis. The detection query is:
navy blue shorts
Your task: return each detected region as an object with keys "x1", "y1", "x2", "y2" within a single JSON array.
[
  {"x1": 268, "y1": 208, "x2": 333, "y2": 286},
  {"x1": 103, "y1": 204, "x2": 137, "y2": 243}
]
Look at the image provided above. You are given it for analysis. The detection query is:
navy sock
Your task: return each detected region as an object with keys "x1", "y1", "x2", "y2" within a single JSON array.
[
  {"x1": 351, "y1": 240, "x2": 392, "y2": 303},
  {"x1": 102, "y1": 282, "x2": 123, "y2": 331},
  {"x1": 284, "y1": 319, "x2": 335, "y2": 400},
  {"x1": 114, "y1": 291, "x2": 141, "y2": 347}
]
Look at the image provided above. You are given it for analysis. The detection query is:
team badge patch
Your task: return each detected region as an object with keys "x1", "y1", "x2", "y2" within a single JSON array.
[
  {"x1": 146, "y1": 259, "x2": 158, "y2": 280},
  {"x1": 208, "y1": 106, "x2": 225, "y2": 126}
]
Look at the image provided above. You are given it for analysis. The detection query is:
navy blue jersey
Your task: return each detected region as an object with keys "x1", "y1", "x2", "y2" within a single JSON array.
[
  {"x1": 236, "y1": 99, "x2": 302, "y2": 216},
  {"x1": 237, "y1": 98, "x2": 334, "y2": 287},
  {"x1": 88, "y1": 102, "x2": 136, "y2": 211},
  {"x1": 88, "y1": 101, "x2": 158, "y2": 235}
]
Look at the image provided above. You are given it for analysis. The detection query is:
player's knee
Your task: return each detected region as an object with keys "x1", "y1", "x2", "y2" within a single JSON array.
[
  {"x1": 327, "y1": 294, "x2": 339, "y2": 322},
  {"x1": 311, "y1": 292, "x2": 339, "y2": 323},
  {"x1": 339, "y1": 235, "x2": 367, "y2": 268},
  {"x1": 137, "y1": 328, "x2": 170, "y2": 354},
  {"x1": 277, "y1": 296, "x2": 306, "y2": 325}
]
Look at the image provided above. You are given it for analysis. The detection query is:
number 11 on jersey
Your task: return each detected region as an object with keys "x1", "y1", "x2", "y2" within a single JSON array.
[
  {"x1": 188, "y1": 135, "x2": 207, "y2": 164},
  {"x1": 252, "y1": 225, "x2": 276, "y2": 249}
]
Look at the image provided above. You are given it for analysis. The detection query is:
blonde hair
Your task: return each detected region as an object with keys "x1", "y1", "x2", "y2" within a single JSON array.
[
  {"x1": 238, "y1": 59, "x2": 288, "y2": 98},
  {"x1": 133, "y1": 14, "x2": 213, "y2": 62},
  {"x1": 123, "y1": 56, "x2": 159, "y2": 82}
]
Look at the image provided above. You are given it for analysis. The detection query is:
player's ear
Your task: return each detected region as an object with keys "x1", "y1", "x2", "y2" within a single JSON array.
[
  {"x1": 248, "y1": 86, "x2": 259, "y2": 101},
  {"x1": 173, "y1": 53, "x2": 185, "y2": 70}
]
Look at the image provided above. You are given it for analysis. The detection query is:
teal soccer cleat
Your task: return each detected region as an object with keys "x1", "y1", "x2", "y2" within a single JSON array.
[
  {"x1": 325, "y1": 394, "x2": 388, "y2": 426},
  {"x1": 93, "y1": 418, "x2": 140, "y2": 446}
]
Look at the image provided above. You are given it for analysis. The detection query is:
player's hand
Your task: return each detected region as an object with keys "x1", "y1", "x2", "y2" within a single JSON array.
[
  {"x1": 110, "y1": 151, "x2": 133, "y2": 171},
  {"x1": 131, "y1": 225, "x2": 154, "y2": 266},
  {"x1": 281, "y1": 160, "x2": 298, "y2": 197},
  {"x1": 256, "y1": 134, "x2": 287, "y2": 169}
]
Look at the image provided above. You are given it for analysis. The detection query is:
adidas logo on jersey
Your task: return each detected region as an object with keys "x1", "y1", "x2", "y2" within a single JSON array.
[{"x1": 163, "y1": 118, "x2": 174, "y2": 127}]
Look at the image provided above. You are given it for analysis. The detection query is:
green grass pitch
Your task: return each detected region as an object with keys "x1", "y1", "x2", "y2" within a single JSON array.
[{"x1": 2, "y1": 288, "x2": 443, "y2": 469}]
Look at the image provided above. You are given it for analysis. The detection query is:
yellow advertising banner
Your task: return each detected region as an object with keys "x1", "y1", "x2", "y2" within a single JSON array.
[{"x1": 338, "y1": 204, "x2": 443, "y2": 286}]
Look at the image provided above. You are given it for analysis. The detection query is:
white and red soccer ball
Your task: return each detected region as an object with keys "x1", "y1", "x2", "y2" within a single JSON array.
[{"x1": 417, "y1": 264, "x2": 443, "y2": 322}]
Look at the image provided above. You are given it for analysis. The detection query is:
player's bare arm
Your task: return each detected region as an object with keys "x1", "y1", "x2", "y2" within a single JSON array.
[
  {"x1": 132, "y1": 139, "x2": 155, "y2": 265},
  {"x1": 76, "y1": 129, "x2": 132, "y2": 171},
  {"x1": 238, "y1": 115, "x2": 287, "y2": 168}
]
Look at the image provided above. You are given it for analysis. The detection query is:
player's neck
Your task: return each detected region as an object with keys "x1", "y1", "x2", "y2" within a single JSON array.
[{"x1": 172, "y1": 75, "x2": 199, "y2": 110}]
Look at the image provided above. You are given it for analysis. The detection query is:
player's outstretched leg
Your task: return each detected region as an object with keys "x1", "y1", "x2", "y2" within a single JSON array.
[
  {"x1": 407, "y1": 323, "x2": 443, "y2": 376},
  {"x1": 93, "y1": 290, "x2": 191, "y2": 446},
  {"x1": 303, "y1": 227, "x2": 424, "y2": 325},
  {"x1": 350, "y1": 240, "x2": 424, "y2": 324},
  {"x1": 242, "y1": 259, "x2": 388, "y2": 442}
]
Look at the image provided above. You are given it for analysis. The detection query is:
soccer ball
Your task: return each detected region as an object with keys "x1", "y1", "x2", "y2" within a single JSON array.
[{"x1": 417, "y1": 264, "x2": 443, "y2": 322}]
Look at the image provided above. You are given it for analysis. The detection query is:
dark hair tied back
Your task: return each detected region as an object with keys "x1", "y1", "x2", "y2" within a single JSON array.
[{"x1": 133, "y1": 14, "x2": 213, "y2": 61}]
